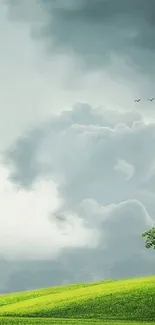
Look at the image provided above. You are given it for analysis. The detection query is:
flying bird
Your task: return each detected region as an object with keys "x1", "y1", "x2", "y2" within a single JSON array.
[
  {"x1": 148, "y1": 97, "x2": 154, "y2": 101},
  {"x1": 134, "y1": 99, "x2": 141, "y2": 102}
]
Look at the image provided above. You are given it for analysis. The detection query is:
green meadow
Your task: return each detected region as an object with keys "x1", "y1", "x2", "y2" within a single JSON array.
[{"x1": 0, "y1": 275, "x2": 154, "y2": 324}]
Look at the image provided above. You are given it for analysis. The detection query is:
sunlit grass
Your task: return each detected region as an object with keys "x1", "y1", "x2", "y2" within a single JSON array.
[{"x1": 0, "y1": 275, "x2": 154, "y2": 323}]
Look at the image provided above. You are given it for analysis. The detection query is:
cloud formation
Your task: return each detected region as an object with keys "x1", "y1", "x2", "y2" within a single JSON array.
[
  {"x1": 114, "y1": 159, "x2": 135, "y2": 181},
  {"x1": 3, "y1": 104, "x2": 155, "y2": 284},
  {"x1": 5, "y1": 104, "x2": 155, "y2": 211},
  {"x1": 0, "y1": 164, "x2": 96, "y2": 261},
  {"x1": 38, "y1": 0, "x2": 155, "y2": 75},
  {"x1": 1, "y1": 0, "x2": 155, "y2": 293},
  {"x1": 5, "y1": 0, "x2": 155, "y2": 113}
]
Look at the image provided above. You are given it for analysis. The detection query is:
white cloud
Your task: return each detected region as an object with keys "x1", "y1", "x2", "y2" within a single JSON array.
[
  {"x1": 0, "y1": 164, "x2": 95, "y2": 261},
  {"x1": 114, "y1": 159, "x2": 135, "y2": 180}
]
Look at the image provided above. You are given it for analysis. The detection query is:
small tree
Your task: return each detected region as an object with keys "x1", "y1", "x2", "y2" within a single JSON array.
[{"x1": 142, "y1": 227, "x2": 155, "y2": 249}]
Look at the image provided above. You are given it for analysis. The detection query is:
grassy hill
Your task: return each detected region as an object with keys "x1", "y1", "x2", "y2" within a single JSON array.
[{"x1": 0, "y1": 275, "x2": 155, "y2": 324}]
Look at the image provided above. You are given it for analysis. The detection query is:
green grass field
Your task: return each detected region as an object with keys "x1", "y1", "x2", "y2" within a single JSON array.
[
  {"x1": 0, "y1": 319, "x2": 153, "y2": 325},
  {"x1": 0, "y1": 275, "x2": 154, "y2": 324}
]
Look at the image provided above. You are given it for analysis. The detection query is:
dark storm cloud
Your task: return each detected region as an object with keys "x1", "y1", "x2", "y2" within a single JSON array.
[
  {"x1": 4, "y1": 128, "x2": 44, "y2": 188},
  {"x1": 6, "y1": 0, "x2": 155, "y2": 76},
  {"x1": 37, "y1": 0, "x2": 155, "y2": 73},
  {"x1": 49, "y1": 0, "x2": 155, "y2": 24}
]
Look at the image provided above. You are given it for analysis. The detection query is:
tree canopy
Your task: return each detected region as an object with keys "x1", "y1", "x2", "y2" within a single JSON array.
[{"x1": 142, "y1": 227, "x2": 155, "y2": 249}]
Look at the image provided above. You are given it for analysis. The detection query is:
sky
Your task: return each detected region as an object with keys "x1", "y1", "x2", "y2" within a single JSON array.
[{"x1": 0, "y1": 0, "x2": 155, "y2": 293}]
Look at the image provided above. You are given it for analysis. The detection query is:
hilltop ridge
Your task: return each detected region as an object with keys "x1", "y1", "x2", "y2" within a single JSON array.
[{"x1": 0, "y1": 275, "x2": 154, "y2": 322}]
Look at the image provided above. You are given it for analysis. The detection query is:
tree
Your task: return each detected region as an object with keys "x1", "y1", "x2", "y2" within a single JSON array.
[{"x1": 142, "y1": 227, "x2": 155, "y2": 249}]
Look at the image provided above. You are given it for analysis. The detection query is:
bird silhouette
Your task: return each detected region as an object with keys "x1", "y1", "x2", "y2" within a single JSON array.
[
  {"x1": 148, "y1": 97, "x2": 154, "y2": 101},
  {"x1": 134, "y1": 99, "x2": 141, "y2": 102}
]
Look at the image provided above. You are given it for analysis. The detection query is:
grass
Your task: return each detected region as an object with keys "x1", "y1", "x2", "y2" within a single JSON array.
[
  {"x1": 0, "y1": 319, "x2": 154, "y2": 325},
  {"x1": 0, "y1": 275, "x2": 154, "y2": 324},
  {"x1": 0, "y1": 318, "x2": 153, "y2": 324}
]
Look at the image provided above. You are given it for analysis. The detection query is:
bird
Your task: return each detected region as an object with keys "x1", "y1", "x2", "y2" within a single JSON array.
[
  {"x1": 148, "y1": 97, "x2": 154, "y2": 101},
  {"x1": 134, "y1": 99, "x2": 141, "y2": 102}
]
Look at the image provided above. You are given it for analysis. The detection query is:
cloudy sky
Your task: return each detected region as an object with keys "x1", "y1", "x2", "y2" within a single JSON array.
[{"x1": 0, "y1": 0, "x2": 155, "y2": 293}]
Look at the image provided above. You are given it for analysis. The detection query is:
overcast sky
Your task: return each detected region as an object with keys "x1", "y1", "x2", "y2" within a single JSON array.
[{"x1": 0, "y1": 0, "x2": 155, "y2": 293}]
